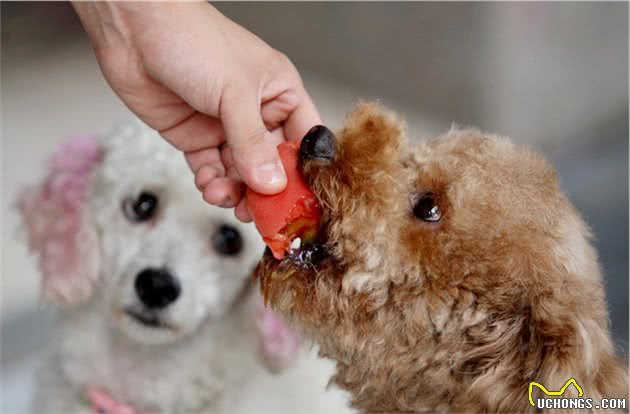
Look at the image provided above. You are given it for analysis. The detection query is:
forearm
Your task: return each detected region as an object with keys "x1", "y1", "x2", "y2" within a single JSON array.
[{"x1": 71, "y1": 2, "x2": 216, "y2": 49}]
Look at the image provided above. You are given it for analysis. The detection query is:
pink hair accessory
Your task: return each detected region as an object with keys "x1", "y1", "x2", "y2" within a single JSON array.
[
  {"x1": 85, "y1": 387, "x2": 152, "y2": 414},
  {"x1": 18, "y1": 136, "x2": 103, "y2": 303},
  {"x1": 255, "y1": 300, "x2": 301, "y2": 373}
]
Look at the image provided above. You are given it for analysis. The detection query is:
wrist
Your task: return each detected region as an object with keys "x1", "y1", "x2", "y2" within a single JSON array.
[
  {"x1": 71, "y1": 1, "x2": 134, "y2": 48},
  {"x1": 73, "y1": 1, "x2": 219, "y2": 48}
]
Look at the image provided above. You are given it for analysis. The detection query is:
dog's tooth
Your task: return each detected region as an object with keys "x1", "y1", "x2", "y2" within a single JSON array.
[{"x1": 290, "y1": 237, "x2": 301, "y2": 251}]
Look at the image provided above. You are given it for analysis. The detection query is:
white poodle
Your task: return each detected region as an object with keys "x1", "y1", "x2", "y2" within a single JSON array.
[{"x1": 18, "y1": 122, "x2": 351, "y2": 414}]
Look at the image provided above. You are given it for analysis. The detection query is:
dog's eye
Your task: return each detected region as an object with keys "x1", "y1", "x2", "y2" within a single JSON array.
[
  {"x1": 212, "y1": 225, "x2": 243, "y2": 256},
  {"x1": 123, "y1": 192, "x2": 158, "y2": 222},
  {"x1": 412, "y1": 192, "x2": 442, "y2": 222}
]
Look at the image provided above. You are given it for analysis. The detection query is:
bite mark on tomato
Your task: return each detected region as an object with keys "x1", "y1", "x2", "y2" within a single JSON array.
[{"x1": 246, "y1": 141, "x2": 322, "y2": 259}]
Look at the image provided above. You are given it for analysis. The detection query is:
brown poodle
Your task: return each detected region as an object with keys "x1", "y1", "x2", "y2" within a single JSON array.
[{"x1": 256, "y1": 103, "x2": 628, "y2": 413}]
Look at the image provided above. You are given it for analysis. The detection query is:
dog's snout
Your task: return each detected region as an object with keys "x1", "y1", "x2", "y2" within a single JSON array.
[
  {"x1": 134, "y1": 268, "x2": 181, "y2": 309},
  {"x1": 300, "y1": 125, "x2": 337, "y2": 163}
]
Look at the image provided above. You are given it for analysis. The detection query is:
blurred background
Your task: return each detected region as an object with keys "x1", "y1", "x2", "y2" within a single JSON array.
[{"x1": 2, "y1": 2, "x2": 628, "y2": 412}]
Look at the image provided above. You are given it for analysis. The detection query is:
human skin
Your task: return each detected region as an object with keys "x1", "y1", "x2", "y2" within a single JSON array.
[
  {"x1": 256, "y1": 103, "x2": 628, "y2": 412},
  {"x1": 72, "y1": 1, "x2": 321, "y2": 221}
]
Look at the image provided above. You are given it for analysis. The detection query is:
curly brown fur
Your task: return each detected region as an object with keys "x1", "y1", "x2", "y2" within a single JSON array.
[{"x1": 256, "y1": 103, "x2": 628, "y2": 413}]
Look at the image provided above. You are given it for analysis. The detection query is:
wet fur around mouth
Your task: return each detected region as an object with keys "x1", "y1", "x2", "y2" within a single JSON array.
[
  {"x1": 256, "y1": 245, "x2": 343, "y2": 319},
  {"x1": 254, "y1": 102, "x2": 628, "y2": 413}
]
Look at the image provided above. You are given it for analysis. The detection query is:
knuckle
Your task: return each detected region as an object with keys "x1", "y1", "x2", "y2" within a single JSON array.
[
  {"x1": 270, "y1": 50, "x2": 298, "y2": 77},
  {"x1": 271, "y1": 50, "x2": 291, "y2": 66}
]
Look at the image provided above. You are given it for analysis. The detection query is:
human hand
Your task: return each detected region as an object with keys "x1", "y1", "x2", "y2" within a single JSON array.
[{"x1": 72, "y1": 1, "x2": 321, "y2": 221}]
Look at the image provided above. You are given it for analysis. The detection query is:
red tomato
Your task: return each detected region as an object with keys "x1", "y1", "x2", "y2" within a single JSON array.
[{"x1": 246, "y1": 140, "x2": 322, "y2": 259}]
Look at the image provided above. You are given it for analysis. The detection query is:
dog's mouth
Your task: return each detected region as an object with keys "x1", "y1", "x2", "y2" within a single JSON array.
[
  {"x1": 265, "y1": 239, "x2": 328, "y2": 269},
  {"x1": 255, "y1": 127, "x2": 338, "y2": 299},
  {"x1": 255, "y1": 229, "x2": 339, "y2": 304},
  {"x1": 124, "y1": 307, "x2": 173, "y2": 330}
]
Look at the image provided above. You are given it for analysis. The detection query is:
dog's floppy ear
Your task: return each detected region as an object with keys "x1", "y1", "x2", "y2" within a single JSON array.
[
  {"x1": 17, "y1": 136, "x2": 103, "y2": 306},
  {"x1": 255, "y1": 299, "x2": 301, "y2": 373}
]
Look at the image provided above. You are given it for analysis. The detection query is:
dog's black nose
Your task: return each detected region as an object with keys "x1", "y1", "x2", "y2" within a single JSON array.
[
  {"x1": 300, "y1": 125, "x2": 337, "y2": 162},
  {"x1": 134, "y1": 268, "x2": 180, "y2": 309}
]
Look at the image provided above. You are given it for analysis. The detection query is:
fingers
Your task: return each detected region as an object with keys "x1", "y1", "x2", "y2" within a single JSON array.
[
  {"x1": 219, "y1": 145, "x2": 241, "y2": 181},
  {"x1": 222, "y1": 146, "x2": 253, "y2": 221},
  {"x1": 282, "y1": 88, "x2": 322, "y2": 142},
  {"x1": 194, "y1": 165, "x2": 220, "y2": 191},
  {"x1": 201, "y1": 176, "x2": 243, "y2": 207},
  {"x1": 160, "y1": 112, "x2": 225, "y2": 153},
  {"x1": 260, "y1": 90, "x2": 299, "y2": 131},
  {"x1": 168, "y1": 78, "x2": 319, "y2": 220},
  {"x1": 260, "y1": 88, "x2": 321, "y2": 142},
  {"x1": 185, "y1": 148, "x2": 226, "y2": 199},
  {"x1": 221, "y1": 87, "x2": 287, "y2": 195},
  {"x1": 235, "y1": 197, "x2": 253, "y2": 222},
  {"x1": 186, "y1": 146, "x2": 241, "y2": 208},
  {"x1": 215, "y1": 86, "x2": 318, "y2": 222},
  {"x1": 185, "y1": 147, "x2": 224, "y2": 173}
]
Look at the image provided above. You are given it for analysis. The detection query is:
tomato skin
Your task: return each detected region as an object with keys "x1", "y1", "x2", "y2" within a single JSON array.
[{"x1": 246, "y1": 140, "x2": 322, "y2": 259}]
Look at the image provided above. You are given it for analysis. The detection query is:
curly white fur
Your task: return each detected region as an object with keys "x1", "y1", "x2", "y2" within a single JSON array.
[{"x1": 19, "y1": 122, "x2": 352, "y2": 413}]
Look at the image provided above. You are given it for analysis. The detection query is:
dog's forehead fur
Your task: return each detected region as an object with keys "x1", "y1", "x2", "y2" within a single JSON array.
[
  {"x1": 258, "y1": 103, "x2": 627, "y2": 412},
  {"x1": 403, "y1": 130, "x2": 569, "y2": 278},
  {"x1": 92, "y1": 120, "x2": 255, "y2": 237},
  {"x1": 315, "y1": 106, "x2": 584, "y2": 297},
  {"x1": 83, "y1": 121, "x2": 262, "y2": 343},
  {"x1": 413, "y1": 129, "x2": 562, "y2": 225},
  {"x1": 95, "y1": 121, "x2": 195, "y2": 200}
]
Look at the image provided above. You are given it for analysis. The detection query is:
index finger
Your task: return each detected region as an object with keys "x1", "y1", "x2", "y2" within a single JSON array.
[{"x1": 283, "y1": 88, "x2": 322, "y2": 142}]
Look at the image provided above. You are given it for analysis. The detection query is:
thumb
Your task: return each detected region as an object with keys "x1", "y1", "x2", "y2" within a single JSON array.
[{"x1": 221, "y1": 90, "x2": 287, "y2": 195}]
